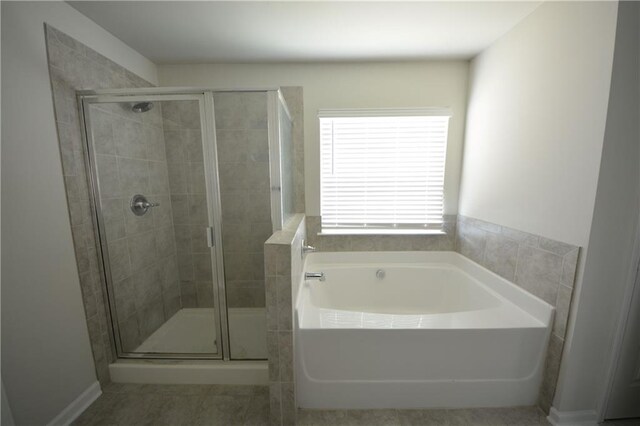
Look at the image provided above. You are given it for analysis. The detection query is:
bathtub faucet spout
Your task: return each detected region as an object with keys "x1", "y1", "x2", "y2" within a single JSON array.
[{"x1": 305, "y1": 272, "x2": 325, "y2": 282}]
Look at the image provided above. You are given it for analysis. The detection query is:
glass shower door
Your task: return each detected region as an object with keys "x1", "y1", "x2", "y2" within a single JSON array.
[
  {"x1": 212, "y1": 89, "x2": 293, "y2": 360},
  {"x1": 213, "y1": 91, "x2": 273, "y2": 359},
  {"x1": 81, "y1": 94, "x2": 225, "y2": 358}
]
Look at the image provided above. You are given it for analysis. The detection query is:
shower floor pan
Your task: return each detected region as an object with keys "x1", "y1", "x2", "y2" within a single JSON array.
[
  {"x1": 109, "y1": 307, "x2": 268, "y2": 385},
  {"x1": 135, "y1": 307, "x2": 267, "y2": 358},
  {"x1": 136, "y1": 308, "x2": 218, "y2": 353}
]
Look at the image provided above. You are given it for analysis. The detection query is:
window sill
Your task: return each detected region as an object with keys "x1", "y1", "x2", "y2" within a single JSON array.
[{"x1": 318, "y1": 229, "x2": 446, "y2": 236}]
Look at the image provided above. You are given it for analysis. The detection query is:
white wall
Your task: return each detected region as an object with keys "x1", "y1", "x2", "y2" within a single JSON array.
[
  {"x1": 458, "y1": 0, "x2": 629, "y2": 416},
  {"x1": 158, "y1": 61, "x2": 469, "y2": 216},
  {"x1": 554, "y1": 1, "x2": 639, "y2": 415},
  {"x1": 459, "y1": 1, "x2": 618, "y2": 247},
  {"x1": 1, "y1": 2, "x2": 157, "y2": 424}
]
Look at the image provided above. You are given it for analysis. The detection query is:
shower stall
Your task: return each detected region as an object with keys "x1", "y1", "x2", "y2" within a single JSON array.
[{"x1": 78, "y1": 88, "x2": 293, "y2": 363}]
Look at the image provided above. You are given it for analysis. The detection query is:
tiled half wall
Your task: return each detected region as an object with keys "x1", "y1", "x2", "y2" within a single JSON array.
[{"x1": 264, "y1": 214, "x2": 306, "y2": 426}]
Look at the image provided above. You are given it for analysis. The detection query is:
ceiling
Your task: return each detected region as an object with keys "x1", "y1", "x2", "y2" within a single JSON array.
[{"x1": 69, "y1": 1, "x2": 541, "y2": 64}]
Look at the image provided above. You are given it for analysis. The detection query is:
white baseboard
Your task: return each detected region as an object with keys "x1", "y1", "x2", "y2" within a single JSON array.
[
  {"x1": 547, "y1": 407, "x2": 599, "y2": 426},
  {"x1": 47, "y1": 381, "x2": 102, "y2": 426}
]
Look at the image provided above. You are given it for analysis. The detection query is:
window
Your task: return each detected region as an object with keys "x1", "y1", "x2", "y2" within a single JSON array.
[{"x1": 319, "y1": 108, "x2": 451, "y2": 234}]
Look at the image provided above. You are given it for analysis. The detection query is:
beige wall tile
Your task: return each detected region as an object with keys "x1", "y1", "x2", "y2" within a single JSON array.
[
  {"x1": 515, "y1": 245, "x2": 562, "y2": 305},
  {"x1": 561, "y1": 248, "x2": 580, "y2": 287},
  {"x1": 118, "y1": 157, "x2": 149, "y2": 195},
  {"x1": 455, "y1": 215, "x2": 579, "y2": 414},
  {"x1": 483, "y1": 233, "x2": 518, "y2": 281},
  {"x1": 456, "y1": 220, "x2": 487, "y2": 263},
  {"x1": 554, "y1": 284, "x2": 573, "y2": 339},
  {"x1": 264, "y1": 215, "x2": 305, "y2": 425}
]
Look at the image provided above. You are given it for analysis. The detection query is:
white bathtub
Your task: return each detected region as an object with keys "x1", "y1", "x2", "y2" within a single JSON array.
[{"x1": 295, "y1": 251, "x2": 554, "y2": 409}]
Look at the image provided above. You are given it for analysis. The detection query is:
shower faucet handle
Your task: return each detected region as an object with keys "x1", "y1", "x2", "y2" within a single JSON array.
[{"x1": 130, "y1": 194, "x2": 160, "y2": 216}]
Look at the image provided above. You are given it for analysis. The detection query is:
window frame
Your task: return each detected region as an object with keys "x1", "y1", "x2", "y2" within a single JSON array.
[{"x1": 318, "y1": 107, "x2": 452, "y2": 236}]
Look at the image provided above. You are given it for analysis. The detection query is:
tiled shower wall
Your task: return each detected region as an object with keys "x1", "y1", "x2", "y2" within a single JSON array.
[
  {"x1": 161, "y1": 101, "x2": 215, "y2": 308},
  {"x1": 455, "y1": 215, "x2": 579, "y2": 413},
  {"x1": 215, "y1": 92, "x2": 271, "y2": 308},
  {"x1": 45, "y1": 24, "x2": 154, "y2": 384},
  {"x1": 90, "y1": 102, "x2": 182, "y2": 352}
]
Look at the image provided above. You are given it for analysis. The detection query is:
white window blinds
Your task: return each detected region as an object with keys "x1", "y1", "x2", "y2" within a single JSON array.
[{"x1": 319, "y1": 108, "x2": 451, "y2": 234}]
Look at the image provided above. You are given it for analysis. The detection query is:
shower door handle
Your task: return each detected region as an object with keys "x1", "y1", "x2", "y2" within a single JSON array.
[{"x1": 206, "y1": 227, "x2": 215, "y2": 248}]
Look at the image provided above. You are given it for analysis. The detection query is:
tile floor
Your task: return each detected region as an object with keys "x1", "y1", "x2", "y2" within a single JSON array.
[
  {"x1": 297, "y1": 406, "x2": 550, "y2": 425},
  {"x1": 74, "y1": 384, "x2": 640, "y2": 426},
  {"x1": 74, "y1": 384, "x2": 558, "y2": 425},
  {"x1": 72, "y1": 383, "x2": 268, "y2": 426}
]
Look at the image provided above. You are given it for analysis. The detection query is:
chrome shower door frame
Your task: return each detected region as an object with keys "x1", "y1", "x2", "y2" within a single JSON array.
[{"x1": 78, "y1": 90, "x2": 230, "y2": 360}]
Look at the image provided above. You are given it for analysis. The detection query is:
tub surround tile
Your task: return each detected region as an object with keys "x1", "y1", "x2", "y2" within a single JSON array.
[
  {"x1": 553, "y1": 284, "x2": 572, "y2": 339},
  {"x1": 561, "y1": 248, "x2": 580, "y2": 287},
  {"x1": 265, "y1": 214, "x2": 306, "y2": 426},
  {"x1": 277, "y1": 276, "x2": 293, "y2": 330},
  {"x1": 266, "y1": 276, "x2": 279, "y2": 331},
  {"x1": 278, "y1": 332, "x2": 294, "y2": 382},
  {"x1": 483, "y1": 233, "x2": 519, "y2": 281},
  {"x1": 455, "y1": 215, "x2": 579, "y2": 414},
  {"x1": 305, "y1": 215, "x2": 456, "y2": 253},
  {"x1": 537, "y1": 237, "x2": 576, "y2": 257},
  {"x1": 515, "y1": 245, "x2": 563, "y2": 305},
  {"x1": 456, "y1": 221, "x2": 487, "y2": 263},
  {"x1": 267, "y1": 331, "x2": 281, "y2": 382}
]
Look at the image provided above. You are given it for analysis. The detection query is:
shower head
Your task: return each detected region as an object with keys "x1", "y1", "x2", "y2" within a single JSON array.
[{"x1": 131, "y1": 102, "x2": 154, "y2": 113}]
